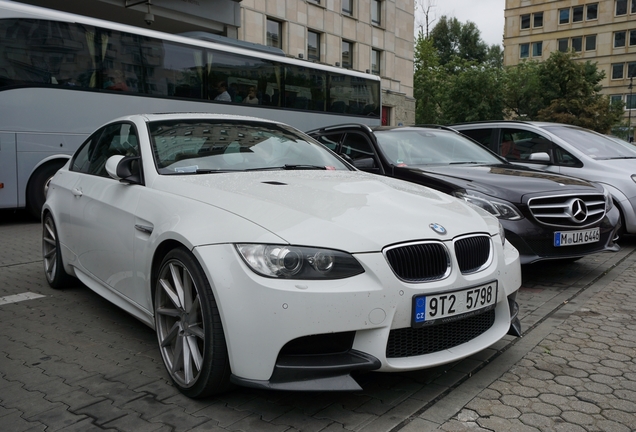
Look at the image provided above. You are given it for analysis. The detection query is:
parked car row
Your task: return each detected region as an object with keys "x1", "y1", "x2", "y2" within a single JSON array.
[{"x1": 42, "y1": 114, "x2": 627, "y2": 399}]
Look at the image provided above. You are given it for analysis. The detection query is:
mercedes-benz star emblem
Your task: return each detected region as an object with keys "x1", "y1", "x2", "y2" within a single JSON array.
[
  {"x1": 568, "y1": 198, "x2": 588, "y2": 223},
  {"x1": 429, "y1": 223, "x2": 447, "y2": 234}
]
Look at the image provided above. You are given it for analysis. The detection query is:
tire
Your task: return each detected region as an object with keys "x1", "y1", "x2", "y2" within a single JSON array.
[
  {"x1": 42, "y1": 213, "x2": 73, "y2": 289},
  {"x1": 27, "y1": 160, "x2": 67, "y2": 220},
  {"x1": 154, "y1": 247, "x2": 231, "y2": 398}
]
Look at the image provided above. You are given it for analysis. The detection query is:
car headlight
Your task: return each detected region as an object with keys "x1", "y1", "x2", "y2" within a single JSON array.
[
  {"x1": 601, "y1": 185, "x2": 614, "y2": 211},
  {"x1": 454, "y1": 190, "x2": 522, "y2": 221},
  {"x1": 236, "y1": 244, "x2": 365, "y2": 279},
  {"x1": 498, "y1": 222, "x2": 506, "y2": 246}
]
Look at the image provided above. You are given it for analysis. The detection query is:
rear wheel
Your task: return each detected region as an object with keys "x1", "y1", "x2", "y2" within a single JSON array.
[
  {"x1": 42, "y1": 213, "x2": 73, "y2": 289},
  {"x1": 27, "y1": 160, "x2": 67, "y2": 220},
  {"x1": 154, "y1": 248, "x2": 231, "y2": 398}
]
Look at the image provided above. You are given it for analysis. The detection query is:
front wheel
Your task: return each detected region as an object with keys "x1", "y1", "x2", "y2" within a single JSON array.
[
  {"x1": 42, "y1": 213, "x2": 73, "y2": 289},
  {"x1": 154, "y1": 248, "x2": 231, "y2": 398}
]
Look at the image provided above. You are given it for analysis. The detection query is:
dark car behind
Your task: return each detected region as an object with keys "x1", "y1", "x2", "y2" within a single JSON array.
[{"x1": 307, "y1": 124, "x2": 621, "y2": 264}]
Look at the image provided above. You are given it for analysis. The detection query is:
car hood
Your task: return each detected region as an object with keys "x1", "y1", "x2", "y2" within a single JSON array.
[
  {"x1": 152, "y1": 171, "x2": 496, "y2": 252},
  {"x1": 399, "y1": 164, "x2": 599, "y2": 202}
]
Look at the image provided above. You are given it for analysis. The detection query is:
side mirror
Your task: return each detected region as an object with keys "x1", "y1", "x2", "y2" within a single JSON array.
[
  {"x1": 528, "y1": 152, "x2": 550, "y2": 162},
  {"x1": 352, "y1": 157, "x2": 376, "y2": 170},
  {"x1": 106, "y1": 155, "x2": 142, "y2": 184}
]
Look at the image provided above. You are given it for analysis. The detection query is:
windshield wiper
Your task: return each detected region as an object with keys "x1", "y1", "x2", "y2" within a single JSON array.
[
  {"x1": 448, "y1": 161, "x2": 482, "y2": 165},
  {"x1": 281, "y1": 164, "x2": 327, "y2": 170},
  {"x1": 194, "y1": 168, "x2": 242, "y2": 173}
]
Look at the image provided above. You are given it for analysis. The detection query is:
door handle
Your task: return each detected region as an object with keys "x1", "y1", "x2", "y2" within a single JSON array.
[{"x1": 72, "y1": 188, "x2": 83, "y2": 197}]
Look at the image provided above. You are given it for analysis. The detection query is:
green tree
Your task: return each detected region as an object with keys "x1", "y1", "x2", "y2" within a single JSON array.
[
  {"x1": 429, "y1": 16, "x2": 488, "y2": 65},
  {"x1": 436, "y1": 59, "x2": 505, "y2": 124},
  {"x1": 503, "y1": 51, "x2": 623, "y2": 132},
  {"x1": 413, "y1": 32, "x2": 442, "y2": 124}
]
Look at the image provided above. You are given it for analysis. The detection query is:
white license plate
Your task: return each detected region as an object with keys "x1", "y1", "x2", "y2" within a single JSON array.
[
  {"x1": 412, "y1": 281, "x2": 498, "y2": 327},
  {"x1": 554, "y1": 227, "x2": 600, "y2": 247}
]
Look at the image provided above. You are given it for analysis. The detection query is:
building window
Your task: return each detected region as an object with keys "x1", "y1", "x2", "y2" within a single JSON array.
[
  {"x1": 628, "y1": 94, "x2": 636, "y2": 109},
  {"x1": 558, "y1": 38, "x2": 569, "y2": 52},
  {"x1": 342, "y1": 40, "x2": 352, "y2": 68},
  {"x1": 266, "y1": 19, "x2": 282, "y2": 49},
  {"x1": 629, "y1": 62, "x2": 636, "y2": 78},
  {"x1": 520, "y1": 43, "x2": 529, "y2": 58},
  {"x1": 571, "y1": 37, "x2": 583, "y2": 52},
  {"x1": 610, "y1": 95, "x2": 623, "y2": 106},
  {"x1": 371, "y1": 49, "x2": 381, "y2": 75},
  {"x1": 585, "y1": 35, "x2": 597, "y2": 51},
  {"x1": 307, "y1": 30, "x2": 320, "y2": 61},
  {"x1": 632, "y1": 0, "x2": 636, "y2": 13},
  {"x1": 615, "y1": 31, "x2": 627, "y2": 47},
  {"x1": 533, "y1": 12, "x2": 543, "y2": 27},
  {"x1": 612, "y1": 63, "x2": 624, "y2": 79},
  {"x1": 630, "y1": 30, "x2": 636, "y2": 46},
  {"x1": 587, "y1": 3, "x2": 598, "y2": 20},
  {"x1": 616, "y1": 0, "x2": 628, "y2": 15},
  {"x1": 521, "y1": 14, "x2": 530, "y2": 29},
  {"x1": 559, "y1": 8, "x2": 570, "y2": 24},
  {"x1": 342, "y1": 0, "x2": 353, "y2": 15},
  {"x1": 371, "y1": 0, "x2": 381, "y2": 26},
  {"x1": 573, "y1": 6, "x2": 584, "y2": 22},
  {"x1": 532, "y1": 41, "x2": 543, "y2": 57}
]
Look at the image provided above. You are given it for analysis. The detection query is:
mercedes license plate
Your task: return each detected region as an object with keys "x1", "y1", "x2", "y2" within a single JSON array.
[
  {"x1": 412, "y1": 281, "x2": 498, "y2": 328},
  {"x1": 554, "y1": 228, "x2": 600, "y2": 247}
]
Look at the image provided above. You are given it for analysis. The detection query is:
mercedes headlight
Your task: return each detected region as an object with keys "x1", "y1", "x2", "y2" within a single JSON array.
[
  {"x1": 454, "y1": 190, "x2": 522, "y2": 221},
  {"x1": 236, "y1": 244, "x2": 365, "y2": 279}
]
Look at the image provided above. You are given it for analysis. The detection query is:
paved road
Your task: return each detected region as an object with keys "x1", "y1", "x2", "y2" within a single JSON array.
[{"x1": 1, "y1": 210, "x2": 635, "y2": 431}]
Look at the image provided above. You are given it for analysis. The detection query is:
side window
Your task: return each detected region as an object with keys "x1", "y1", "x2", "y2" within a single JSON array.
[
  {"x1": 71, "y1": 129, "x2": 104, "y2": 174},
  {"x1": 554, "y1": 146, "x2": 582, "y2": 167},
  {"x1": 312, "y1": 133, "x2": 344, "y2": 152},
  {"x1": 341, "y1": 133, "x2": 375, "y2": 162},
  {"x1": 72, "y1": 123, "x2": 140, "y2": 177},
  {"x1": 458, "y1": 128, "x2": 496, "y2": 150},
  {"x1": 500, "y1": 128, "x2": 552, "y2": 162}
]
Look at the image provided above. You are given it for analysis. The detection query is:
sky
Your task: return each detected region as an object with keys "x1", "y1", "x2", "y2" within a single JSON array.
[{"x1": 414, "y1": 0, "x2": 506, "y2": 47}]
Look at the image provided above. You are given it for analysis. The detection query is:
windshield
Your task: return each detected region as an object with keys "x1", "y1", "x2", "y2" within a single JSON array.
[
  {"x1": 149, "y1": 120, "x2": 351, "y2": 174},
  {"x1": 374, "y1": 129, "x2": 504, "y2": 166},
  {"x1": 544, "y1": 126, "x2": 636, "y2": 160}
]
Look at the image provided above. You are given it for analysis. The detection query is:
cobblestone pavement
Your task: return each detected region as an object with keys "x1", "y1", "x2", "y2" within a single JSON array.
[{"x1": 1, "y1": 210, "x2": 635, "y2": 432}]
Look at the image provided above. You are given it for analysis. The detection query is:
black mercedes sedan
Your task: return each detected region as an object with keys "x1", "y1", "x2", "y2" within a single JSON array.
[{"x1": 306, "y1": 124, "x2": 621, "y2": 264}]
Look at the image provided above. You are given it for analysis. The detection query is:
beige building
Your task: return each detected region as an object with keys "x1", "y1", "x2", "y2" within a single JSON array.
[
  {"x1": 503, "y1": 0, "x2": 635, "y2": 118},
  {"x1": 240, "y1": 0, "x2": 416, "y2": 126},
  {"x1": 16, "y1": 0, "x2": 416, "y2": 126}
]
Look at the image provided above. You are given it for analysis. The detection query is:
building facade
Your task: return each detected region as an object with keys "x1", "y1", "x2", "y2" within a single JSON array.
[
  {"x1": 503, "y1": 0, "x2": 635, "y2": 119},
  {"x1": 15, "y1": 0, "x2": 416, "y2": 126}
]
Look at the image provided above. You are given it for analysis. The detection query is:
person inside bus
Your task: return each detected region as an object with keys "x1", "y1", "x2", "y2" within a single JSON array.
[
  {"x1": 244, "y1": 87, "x2": 259, "y2": 104},
  {"x1": 214, "y1": 81, "x2": 231, "y2": 102},
  {"x1": 104, "y1": 70, "x2": 128, "y2": 91}
]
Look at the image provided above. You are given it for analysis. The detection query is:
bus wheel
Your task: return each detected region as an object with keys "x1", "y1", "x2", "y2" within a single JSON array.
[{"x1": 27, "y1": 160, "x2": 66, "y2": 220}]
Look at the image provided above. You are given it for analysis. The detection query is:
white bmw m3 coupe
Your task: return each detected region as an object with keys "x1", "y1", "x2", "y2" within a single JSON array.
[{"x1": 42, "y1": 113, "x2": 521, "y2": 398}]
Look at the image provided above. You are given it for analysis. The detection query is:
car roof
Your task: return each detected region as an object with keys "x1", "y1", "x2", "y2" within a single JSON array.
[
  {"x1": 451, "y1": 120, "x2": 577, "y2": 129},
  {"x1": 110, "y1": 112, "x2": 284, "y2": 125}
]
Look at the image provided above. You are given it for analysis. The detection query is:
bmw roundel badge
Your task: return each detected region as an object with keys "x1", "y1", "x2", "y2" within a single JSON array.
[{"x1": 429, "y1": 223, "x2": 447, "y2": 235}]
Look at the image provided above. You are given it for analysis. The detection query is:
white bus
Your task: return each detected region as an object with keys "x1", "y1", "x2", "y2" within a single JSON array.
[{"x1": 0, "y1": 0, "x2": 381, "y2": 218}]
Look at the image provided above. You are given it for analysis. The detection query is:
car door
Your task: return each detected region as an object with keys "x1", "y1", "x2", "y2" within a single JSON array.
[{"x1": 67, "y1": 122, "x2": 145, "y2": 305}]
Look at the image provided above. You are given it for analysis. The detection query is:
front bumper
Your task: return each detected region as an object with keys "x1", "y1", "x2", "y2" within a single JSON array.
[
  {"x1": 503, "y1": 206, "x2": 621, "y2": 265},
  {"x1": 194, "y1": 238, "x2": 521, "y2": 391}
]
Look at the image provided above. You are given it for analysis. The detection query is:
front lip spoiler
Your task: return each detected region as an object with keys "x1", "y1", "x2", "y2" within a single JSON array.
[{"x1": 230, "y1": 349, "x2": 381, "y2": 391}]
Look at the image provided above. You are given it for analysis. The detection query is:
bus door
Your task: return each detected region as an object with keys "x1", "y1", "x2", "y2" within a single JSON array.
[{"x1": 0, "y1": 133, "x2": 17, "y2": 209}]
